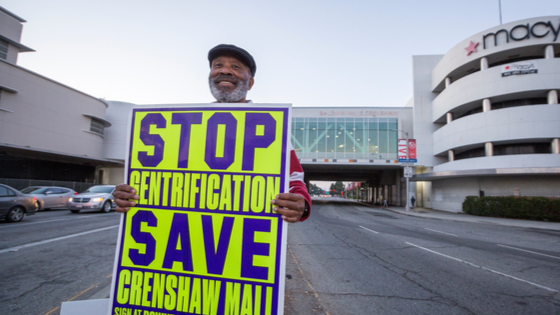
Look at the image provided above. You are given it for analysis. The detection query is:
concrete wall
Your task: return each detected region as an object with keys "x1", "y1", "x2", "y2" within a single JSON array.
[
  {"x1": 433, "y1": 105, "x2": 560, "y2": 156},
  {"x1": 0, "y1": 60, "x2": 108, "y2": 158},
  {"x1": 103, "y1": 101, "x2": 135, "y2": 160},
  {"x1": 432, "y1": 175, "x2": 560, "y2": 212},
  {"x1": 432, "y1": 59, "x2": 560, "y2": 122},
  {"x1": 412, "y1": 55, "x2": 446, "y2": 168},
  {"x1": 0, "y1": 8, "x2": 25, "y2": 64}
]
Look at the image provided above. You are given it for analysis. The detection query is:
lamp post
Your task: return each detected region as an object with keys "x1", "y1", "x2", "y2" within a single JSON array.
[{"x1": 392, "y1": 129, "x2": 410, "y2": 211}]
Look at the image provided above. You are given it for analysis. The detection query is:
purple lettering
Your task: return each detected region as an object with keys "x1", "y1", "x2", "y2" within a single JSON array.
[
  {"x1": 138, "y1": 114, "x2": 166, "y2": 167},
  {"x1": 242, "y1": 113, "x2": 276, "y2": 171},
  {"x1": 129, "y1": 210, "x2": 157, "y2": 266},
  {"x1": 172, "y1": 112, "x2": 203, "y2": 169},
  {"x1": 201, "y1": 215, "x2": 235, "y2": 275},
  {"x1": 162, "y1": 213, "x2": 193, "y2": 271},
  {"x1": 241, "y1": 218, "x2": 271, "y2": 280},
  {"x1": 205, "y1": 113, "x2": 237, "y2": 170}
]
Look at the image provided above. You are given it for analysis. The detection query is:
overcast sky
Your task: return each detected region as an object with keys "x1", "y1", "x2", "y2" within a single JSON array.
[
  {"x1": 3, "y1": 0, "x2": 559, "y2": 109},
  {"x1": 3, "y1": 0, "x2": 559, "y2": 189}
]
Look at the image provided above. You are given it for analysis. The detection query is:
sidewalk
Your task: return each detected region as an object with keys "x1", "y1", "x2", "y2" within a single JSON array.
[{"x1": 373, "y1": 204, "x2": 560, "y2": 231}]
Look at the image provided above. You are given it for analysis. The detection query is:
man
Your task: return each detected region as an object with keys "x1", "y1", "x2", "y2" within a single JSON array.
[{"x1": 114, "y1": 44, "x2": 311, "y2": 222}]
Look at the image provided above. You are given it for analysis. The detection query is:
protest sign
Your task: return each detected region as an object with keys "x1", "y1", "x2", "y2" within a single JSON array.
[{"x1": 109, "y1": 104, "x2": 291, "y2": 315}]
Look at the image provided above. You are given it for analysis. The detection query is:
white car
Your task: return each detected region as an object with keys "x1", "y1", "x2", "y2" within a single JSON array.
[{"x1": 67, "y1": 185, "x2": 116, "y2": 213}]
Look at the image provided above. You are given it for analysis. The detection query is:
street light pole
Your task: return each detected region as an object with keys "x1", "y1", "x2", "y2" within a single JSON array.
[{"x1": 392, "y1": 129, "x2": 410, "y2": 211}]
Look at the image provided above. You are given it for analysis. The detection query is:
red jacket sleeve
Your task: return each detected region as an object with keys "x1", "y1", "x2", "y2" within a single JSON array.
[{"x1": 288, "y1": 149, "x2": 311, "y2": 221}]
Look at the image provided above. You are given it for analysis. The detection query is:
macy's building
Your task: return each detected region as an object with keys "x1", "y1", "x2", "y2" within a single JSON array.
[{"x1": 408, "y1": 16, "x2": 560, "y2": 211}]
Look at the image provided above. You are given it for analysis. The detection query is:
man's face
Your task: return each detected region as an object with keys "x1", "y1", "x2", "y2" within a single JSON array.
[{"x1": 209, "y1": 56, "x2": 254, "y2": 103}]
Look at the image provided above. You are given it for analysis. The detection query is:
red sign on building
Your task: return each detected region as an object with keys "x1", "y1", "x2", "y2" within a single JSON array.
[
  {"x1": 398, "y1": 139, "x2": 417, "y2": 161},
  {"x1": 408, "y1": 139, "x2": 417, "y2": 159}
]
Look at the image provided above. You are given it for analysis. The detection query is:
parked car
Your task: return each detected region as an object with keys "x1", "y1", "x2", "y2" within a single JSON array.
[
  {"x1": 20, "y1": 186, "x2": 77, "y2": 210},
  {"x1": 0, "y1": 183, "x2": 38, "y2": 222},
  {"x1": 67, "y1": 185, "x2": 116, "y2": 213}
]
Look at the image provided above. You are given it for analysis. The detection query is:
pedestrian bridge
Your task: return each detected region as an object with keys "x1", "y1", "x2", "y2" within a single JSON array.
[{"x1": 290, "y1": 114, "x2": 410, "y2": 207}]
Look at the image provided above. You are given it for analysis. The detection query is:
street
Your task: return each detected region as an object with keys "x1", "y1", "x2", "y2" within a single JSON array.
[
  {"x1": 285, "y1": 198, "x2": 560, "y2": 315},
  {"x1": 0, "y1": 210, "x2": 120, "y2": 315},
  {"x1": 0, "y1": 200, "x2": 559, "y2": 315}
]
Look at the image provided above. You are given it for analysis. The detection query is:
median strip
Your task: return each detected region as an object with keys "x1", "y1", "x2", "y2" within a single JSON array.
[{"x1": 0, "y1": 225, "x2": 119, "y2": 254}]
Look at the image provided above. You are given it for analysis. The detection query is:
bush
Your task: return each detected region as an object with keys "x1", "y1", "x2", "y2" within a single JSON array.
[{"x1": 463, "y1": 196, "x2": 560, "y2": 222}]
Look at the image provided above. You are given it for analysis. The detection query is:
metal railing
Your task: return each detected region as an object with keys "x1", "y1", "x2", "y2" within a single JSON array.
[{"x1": 0, "y1": 178, "x2": 96, "y2": 193}]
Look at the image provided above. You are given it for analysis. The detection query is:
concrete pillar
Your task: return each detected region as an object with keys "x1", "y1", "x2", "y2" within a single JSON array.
[
  {"x1": 485, "y1": 142, "x2": 494, "y2": 157},
  {"x1": 483, "y1": 98, "x2": 492, "y2": 112},
  {"x1": 552, "y1": 138, "x2": 560, "y2": 154},
  {"x1": 480, "y1": 57, "x2": 488, "y2": 70},
  {"x1": 445, "y1": 77, "x2": 451, "y2": 88},
  {"x1": 446, "y1": 112, "x2": 453, "y2": 124},
  {"x1": 448, "y1": 150, "x2": 455, "y2": 162},
  {"x1": 545, "y1": 45, "x2": 555, "y2": 59},
  {"x1": 548, "y1": 90, "x2": 558, "y2": 104},
  {"x1": 396, "y1": 170, "x2": 402, "y2": 206},
  {"x1": 384, "y1": 185, "x2": 389, "y2": 205}
]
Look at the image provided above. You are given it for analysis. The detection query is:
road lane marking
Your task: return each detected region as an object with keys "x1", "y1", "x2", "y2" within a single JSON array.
[
  {"x1": 289, "y1": 246, "x2": 332, "y2": 315},
  {"x1": 498, "y1": 244, "x2": 560, "y2": 260},
  {"x1": 43, "y1": 306, "x2": 59, "y2": 315},
  {"x1": 0, "y1": 225, "x2": 119, "y2": 254},
  {"x1": 360, "y1": 226, "x2": 379, "y2": 234},
  {"x1": 406, "y1": 242, "x2": 558, "y2": 293},
  {"x1": 425, "y1": 228, "x2": 458, "y2": 237},
  {"x1": 67, "y1": 282, "x2": 99, "y2": 301},
  {"x1": 0, "y1": 215, "x2": 113, "y2": 228}
]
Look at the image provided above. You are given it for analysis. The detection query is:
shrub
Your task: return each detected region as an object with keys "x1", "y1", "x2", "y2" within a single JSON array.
[{"x1": 463, "y1": 196, "x2": 560, "y2": 222}]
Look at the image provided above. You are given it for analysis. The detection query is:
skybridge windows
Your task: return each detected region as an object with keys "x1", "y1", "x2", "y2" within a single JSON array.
[{"x1": 292, "y1": 117, "x2": 398, "y2": 160}]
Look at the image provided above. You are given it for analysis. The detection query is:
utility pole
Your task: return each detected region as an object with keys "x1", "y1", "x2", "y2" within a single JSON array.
[{"x1": 499, "y1": 0, "x2": 502, "y2": 25}]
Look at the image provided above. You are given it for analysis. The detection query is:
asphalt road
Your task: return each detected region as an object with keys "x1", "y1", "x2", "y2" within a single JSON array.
[
  {"x1": 285, "y1": 198, "x2": 560, "y2": 315},
  {"x1": 0, "y1": 209, "x2": 120, "y2": 315},
  {"x1": 1, "y1": 200, "x2": 559, "y2": 315}
]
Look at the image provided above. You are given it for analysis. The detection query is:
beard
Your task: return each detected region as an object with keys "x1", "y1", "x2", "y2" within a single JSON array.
[{"x1": 209, "y1": 74, "x2": 250, "y2": 103}]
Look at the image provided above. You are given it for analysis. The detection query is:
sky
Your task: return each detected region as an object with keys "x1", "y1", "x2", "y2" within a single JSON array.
[{"x1": 2, "y1": 0, "x2": 559, "y2": 189}]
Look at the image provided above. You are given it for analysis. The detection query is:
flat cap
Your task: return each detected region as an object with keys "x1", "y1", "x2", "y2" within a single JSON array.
[{"x1": 208, "y1": 44, "x2": 256, "y2": 77}]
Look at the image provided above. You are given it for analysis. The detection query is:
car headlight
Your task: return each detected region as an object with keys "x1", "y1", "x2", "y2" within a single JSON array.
[
  {"x1": 68, "y1": 198, "x2": 72, "y2": 202},
  {"x1": 92, "y1": 197, "x2": 104, "y2": 202}
]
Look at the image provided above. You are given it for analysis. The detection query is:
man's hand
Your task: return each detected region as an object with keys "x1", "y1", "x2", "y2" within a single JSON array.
[
  {"x1": 271, "y1": 193, "x2": 306, "y2": 223},
  {"x1": 114, "y1": 183, "x2": 139, "y2": 213}
]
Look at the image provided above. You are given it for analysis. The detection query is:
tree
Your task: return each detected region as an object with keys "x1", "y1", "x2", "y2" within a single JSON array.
[
  {"x1": 309, "y1": 183, "x2": 325, "y2": 196},
  {"x1": 329, "y1": 181, "x2": 345, "y2": 196}
]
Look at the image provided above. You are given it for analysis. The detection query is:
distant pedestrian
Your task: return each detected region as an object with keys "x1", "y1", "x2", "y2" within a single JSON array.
[
  {"x1": 411, "y1": 196, "x2": 416, "y2": 208},
  {"x1": 383, "y1": 197, "x2": 388, "y2": 208}
]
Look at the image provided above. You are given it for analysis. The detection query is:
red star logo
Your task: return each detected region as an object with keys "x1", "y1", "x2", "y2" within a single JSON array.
[
  {"x1": 465, "y1": 41, "x2": 479, "y2": 56},
  {"x1": 505, "y1": 66, "x2": 510, "y2": 70}
]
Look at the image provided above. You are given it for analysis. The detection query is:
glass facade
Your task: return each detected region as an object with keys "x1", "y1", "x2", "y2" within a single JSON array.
[{"x1": 291, "y1": 117, "x2": 398, "y2": 159}]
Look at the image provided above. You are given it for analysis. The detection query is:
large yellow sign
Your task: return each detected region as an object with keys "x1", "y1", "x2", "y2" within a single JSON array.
[{"x1": 110, "y1": 105, "x2": 291, "y2": 315}]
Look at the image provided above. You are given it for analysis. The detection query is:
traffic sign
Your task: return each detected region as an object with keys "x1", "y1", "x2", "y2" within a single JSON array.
[
  {"x1": 404, "y1": 166, "x2": 413, "y2": 178},
  {"x1": 398, "y1": 158, "x2": 417, "y2": 163}
]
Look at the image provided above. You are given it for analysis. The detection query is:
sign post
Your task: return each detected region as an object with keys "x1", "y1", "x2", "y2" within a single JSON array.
[
  {"x1": 394, "y1": 130, "x2": 416, "y2": 211},
  {"x1": 109, "y1": 104, "x2": 292, "y2": 315}
]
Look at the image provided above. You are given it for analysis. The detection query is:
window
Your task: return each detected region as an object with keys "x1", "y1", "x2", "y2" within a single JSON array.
[
  {"x1": 291, "y1": 117, "x2": 399, "y2": 160},
  {"x1": 0, "y1": 40, "x2": 8, "y2": 60},
  {"x1": 0, "y1": 186, "x2": 15, "y2": 197},
  {"x1": 90, "y1": 118, "x2": 105, "y2": 136},
  {"x1": 494, "y1": 143, "x2": 551, "y2": 155}
]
